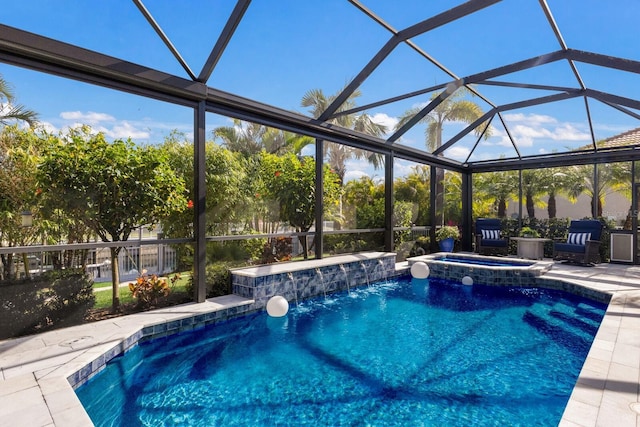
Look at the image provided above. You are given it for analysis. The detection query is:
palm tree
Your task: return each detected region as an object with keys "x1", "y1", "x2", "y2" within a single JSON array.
[
  {"x1": 563, "y1": 163, "x2": 630, "y2": 217},
  {"x1": 0, "y1": 75, "x2": 38, "y2": 127},
  {"x1": 395, "y1": 87, "x2": 488, "y2": 225},
  {"x1": 473, "y1": 170, "x2": 518, "y2": 218},
  {"x1": 213, "y1": 119, "x2": 301, "y2": 156},
  {"x1": 301, "y1": 87, "x2": 387, "y2": 185},
  {"x1": 522, "y1": 169, "x2": 547, "y2": 218}
]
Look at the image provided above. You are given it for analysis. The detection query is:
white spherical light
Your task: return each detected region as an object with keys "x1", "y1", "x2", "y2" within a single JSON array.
[
  {"x1": 462, "y1": 276, "x2": 474, "y2": 286},
  {"x1": 410, "y1": 261, "x2": 430, "y2": 279},
  {"x1": 266, "y1": 295, "x2": 289, "y2": 317}
]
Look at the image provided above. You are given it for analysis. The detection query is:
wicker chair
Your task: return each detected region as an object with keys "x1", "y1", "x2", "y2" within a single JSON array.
[
  {"x1": 475, "y1": 218, "x2": 508, "y2": 256},
  {"x1": 553, "y1": 220, "x2": 603, "y2": 265}
]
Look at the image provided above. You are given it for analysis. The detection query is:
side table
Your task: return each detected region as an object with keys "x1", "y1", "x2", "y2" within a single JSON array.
[{"x1": 510, "y1": 237, "x2": 551, "y2": 260}]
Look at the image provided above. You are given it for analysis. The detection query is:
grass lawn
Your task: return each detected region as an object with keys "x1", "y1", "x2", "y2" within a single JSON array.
[{"x1": 92, "y1": 272, "x2": 192, "y2": 310}]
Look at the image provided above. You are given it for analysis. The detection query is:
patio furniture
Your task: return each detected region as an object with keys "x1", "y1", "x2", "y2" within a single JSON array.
[
  {"x1": 511, "y1": 237, "x2": 551, "y2": 260},
  {"x1": 475, "y1": 218, "x2": 508, "y2": 256},
  {"x1": 553, "y1": 220, "x2": 603, "y2": 265}
]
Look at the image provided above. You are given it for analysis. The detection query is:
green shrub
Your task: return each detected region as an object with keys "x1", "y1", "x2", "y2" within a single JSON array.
[
  {"x1": 186, "y1": 263, "x2": 232, "y2": 298},
  {"x1": 0, "y1": 269, "x2": 95, "y2": 339}
]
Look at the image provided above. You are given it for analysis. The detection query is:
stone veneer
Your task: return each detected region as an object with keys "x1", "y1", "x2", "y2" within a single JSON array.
[{"x1": 231, "y1": 252, "x2": 397, "y2": 309}]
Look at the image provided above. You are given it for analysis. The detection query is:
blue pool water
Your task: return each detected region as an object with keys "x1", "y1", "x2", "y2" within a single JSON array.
[{"x1": 76, "y1": 277, "x2": 606, "y2": 426}]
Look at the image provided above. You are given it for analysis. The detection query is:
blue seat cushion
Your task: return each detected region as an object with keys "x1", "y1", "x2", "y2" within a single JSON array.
[
  {"x1": 554, "y1": 243, "x2": 586, "y2": 254},
  {"x1": 480, "y1": 238, "x2": 508, "y2": 248}
]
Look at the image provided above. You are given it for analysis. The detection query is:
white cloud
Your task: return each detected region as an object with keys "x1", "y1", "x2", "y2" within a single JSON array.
[
  {"x1": 503, "y1": 113, "x2": 557, "y2": 126},
  {"x1": 51, "y1": 111, "x2": 190, "y2": 143},
  {"x1": 60, "y1": 111, "x2": 115, "y2": 124},
  {"x1": 371, "y1": 113, "x2": 398, "y2": 132},
  {"x1": 444, "y1": 146, "x2": 470, "y2": 161},
  {"x1": 106, "y1": 121, "x2": 150, "y2": 139}
]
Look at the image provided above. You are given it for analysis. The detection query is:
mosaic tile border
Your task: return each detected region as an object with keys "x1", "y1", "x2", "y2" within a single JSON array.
[{"x1": 231, "y1": 253, "x2": 397, "y2": 309}]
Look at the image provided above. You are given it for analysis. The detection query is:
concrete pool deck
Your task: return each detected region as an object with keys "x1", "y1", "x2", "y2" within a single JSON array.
[{"x1": 1, "y1": 260, "x2": 640, "y2": 426}]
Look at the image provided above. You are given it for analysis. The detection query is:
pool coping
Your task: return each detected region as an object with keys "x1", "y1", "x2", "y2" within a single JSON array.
[{"x1": 1, "y1": 260, "x2": 640, "y2": 426}]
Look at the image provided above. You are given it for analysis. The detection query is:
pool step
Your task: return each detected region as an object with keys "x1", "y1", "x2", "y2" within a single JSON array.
[
  {"x1": 575, "y1": 302, "x2": 606, "y2": 323},
  {"x1": 549, "y1": 310, "x2": 599, "y2": 336},
  {"x1": 523, "y1": 303, "x2": 597, "y2": 350},
  {"x1": 548, "y1": 302, "x2": 602, "y2": 329}
]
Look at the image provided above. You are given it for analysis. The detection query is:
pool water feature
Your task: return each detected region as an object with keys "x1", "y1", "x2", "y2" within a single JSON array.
[{"x1": 76, "y1": 277, "x2": 605, "y2": 426}]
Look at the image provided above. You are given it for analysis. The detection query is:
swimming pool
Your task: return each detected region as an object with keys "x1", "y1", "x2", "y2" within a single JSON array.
[{"x1": 76, "y1": 277, "x2": 605, "y2": 426}]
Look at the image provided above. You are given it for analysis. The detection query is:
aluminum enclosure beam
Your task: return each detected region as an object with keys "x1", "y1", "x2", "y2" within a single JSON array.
[
  {"x1": 318, "y1": 0, "x2": 501, "y2": 121},
  {"x1": 469, "y1": 146, "x2": 640, "y2": 173},
  {"x1": 0, "y1": 24, "x2": 206, "y2": 107},
  {"x1": 0, "y1": 23, "x2": 466, "y2": 173}
]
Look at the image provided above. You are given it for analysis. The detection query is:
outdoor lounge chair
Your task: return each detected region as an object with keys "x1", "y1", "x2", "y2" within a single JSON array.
[
  {"x1": 475, "y1": 218, "x2": 508, "y2": 256},
  {"x1": 553, "y1": 219, "x2": 603, "y2": 265}
]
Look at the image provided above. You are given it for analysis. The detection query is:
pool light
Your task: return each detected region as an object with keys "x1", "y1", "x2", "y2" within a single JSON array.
[
  {"x1": 410, "y1": 261, "x2": 430, "y2": 279},
  {"x1": 266, "y1": 295, "x2": 289, "y2": 317}
]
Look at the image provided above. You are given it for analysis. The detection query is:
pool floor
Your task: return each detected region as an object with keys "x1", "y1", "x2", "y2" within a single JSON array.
[{"x1": 76, "y1": 278, "x2": 605, "y2": 426}]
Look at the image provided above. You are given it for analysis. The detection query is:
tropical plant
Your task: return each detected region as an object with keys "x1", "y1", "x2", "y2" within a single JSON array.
[
  {"x1": 0, "y1": 74, "x2": 38, "y2": 127},
  {"x1": 435, "y1": 225, "x2": 460, "y2": 241},
  {"x1": 473, "y1": 170, "x2": 518, "y2": 218},
  {"x1": 563, "y1": 162, "x2": 631, "y2": 217},
  {"x1": 213, "y1": 119, "x2": 305, "y2": 157},
  {"x1": 159, "y1": 131, "x2": 252, "y2": 239},
  {"x1": 521, "y1": 169, "x2": 547, "y2": 218},
  {"x1": 38, "y1": 127, "x2": 187, "y2": 312},
  {"x1": 519, "y1": 226, "x2": 540, "y2": 238},
  {"x1": 0, "y1": 126, "x2": 43, "y2": 279},
  {"x1": 301, "y1": 87, "x2": 387, "y2": 185},
  {"x1": 394, "y1": 165, "x2": 430, "y2": 225},
  {"x1": 259, "y1": 152, "x2": 341, "y2": 259},
  {"x1": 396, "y1": 87, "x2": 488, "y2": 225},
  {"x1": 129, "y1": 272, "x2": 178, "y2": 308}
]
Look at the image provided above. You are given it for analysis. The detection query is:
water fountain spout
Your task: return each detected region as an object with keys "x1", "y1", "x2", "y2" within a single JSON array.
[
  {"x1": 315, "y1": 268, "x2": 327, "y2": 299},
  {"x1": 377, "y1": 259, "x2": 388, "y2": 283},
  {"x1": 339, "y1": 264, "x2": 351, "y2": 294},
  {"x1": 287, "y1": 272, "x2": 299, "y2": 306},
  {"x1": 361, "y1": 261, "x2": 371, "y2": 288}
]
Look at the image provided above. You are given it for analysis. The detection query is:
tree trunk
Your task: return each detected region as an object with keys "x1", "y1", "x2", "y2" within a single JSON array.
[
  {"x1": 435, "y1": 167, "x2": 445, "y2": 225},
  {"x1": 526, "y1": 192, "x2": 535, "y2": 218},
  {"x1": 497, "y1": 198, "x2": 506, "y2": 218},
  {"x1": 22, "y1": 253, "x2": 30, "y2": 279},
  {"x1": 110, "y1": 247, "x2": 121, "y2": 313},
  {"x1": 548, "y1": 192, "x2": 557, "y2": 218},
  {"x1": 590, "y1": 197, "x2": 604, "y2": 218},
  {"x1": 299, "y1": 235, "x2": 308, "y2": 260}
]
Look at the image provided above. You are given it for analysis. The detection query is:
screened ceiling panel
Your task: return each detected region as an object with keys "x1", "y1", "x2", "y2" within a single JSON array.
[
  {"x1": 409, "y1": 1, "x2": 557, "y2": 78},
  {"x1": 355, "y1": 42, "x2": 454, "y2": 108},
  {"x1": 357, "y1": 0, "x2": 470, "y2": 30},
  {"x1": 586, "y1": 101, "x2": 640, "y2": 144},
  {"x1": 2, "y1": 0, "x2": 640, "y2": 170},
  {"x1": 140, "y1": 0, "x2": 238, "y2": 77},
  {"x1": 210, "y1": 1, "x2": 388, "y2": 113},
  {"x1": 549, "y1": 0, "x2": 640, "y2": 60},
  {"x1": 0, "y1": 1, "x2": 194, "y2": 79},
  {"x1": 578, "y1": 64, "x2": 640, "y2": 106},
  {"x1": 459, "y1": 117, "x2": 520, "y2": 163},
  {"x1": 500, "y1": 98, "x2": 594, "y2": 157}
]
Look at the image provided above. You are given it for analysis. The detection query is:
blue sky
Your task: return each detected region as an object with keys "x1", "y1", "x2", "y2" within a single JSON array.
[{"x1": 1, "y1": 0, "x2": 639, "y2": 180}]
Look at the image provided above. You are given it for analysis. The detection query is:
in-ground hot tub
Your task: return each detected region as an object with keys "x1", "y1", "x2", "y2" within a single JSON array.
[{"x1": 408, "y1": 252, "x2": 553, "y2": 287}]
